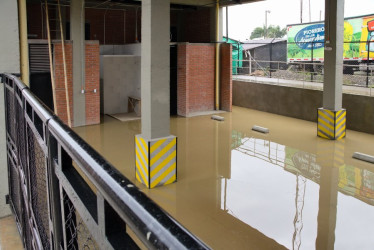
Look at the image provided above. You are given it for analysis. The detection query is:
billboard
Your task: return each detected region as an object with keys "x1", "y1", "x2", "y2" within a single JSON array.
[{"x1": 287, "y1": 14, "x2": 374, "y2": 62}]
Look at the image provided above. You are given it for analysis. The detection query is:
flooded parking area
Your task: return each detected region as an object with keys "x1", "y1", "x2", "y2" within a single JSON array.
[{"x1": 74, "y1": 106, "x2": 374, "y2": 249}]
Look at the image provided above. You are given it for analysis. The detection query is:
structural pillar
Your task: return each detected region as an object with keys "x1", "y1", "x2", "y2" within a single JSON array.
[
  {"x1": 71, "y1": 0, "x2": 86, "y2": 127},
  {"x1": 0, "y1": 0, "x2": 21, "y2": 218},
  {"x1": 18, "y1": 0, "x2": 29, "y2": 86},
  {"x1": 135, "y1": 0, "x2": 177, "y2": 189},
  {"x1": 317, "y1": 0, "x2": 346, "y2": 140}
]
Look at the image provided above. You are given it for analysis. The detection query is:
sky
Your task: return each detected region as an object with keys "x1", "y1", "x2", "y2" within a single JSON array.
[{"x1": 224, "y1": 0, "x2": 374, "y2": 41}]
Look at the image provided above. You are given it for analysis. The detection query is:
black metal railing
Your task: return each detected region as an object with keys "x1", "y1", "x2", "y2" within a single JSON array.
[{"x1": 2, "y1": 73, "x2": 209, "y2": 250}]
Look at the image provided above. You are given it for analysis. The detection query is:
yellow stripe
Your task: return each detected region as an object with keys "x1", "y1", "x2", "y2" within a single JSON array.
[
  {"x1": 150, "y1": 139, "x2": 176, "y2": 166},
  {"x1": 163, "y1": 174, "x2": 177, "y2": 186},
  {"x1": 336, "y1": 113, "x2": 346, "y2": 125},
  {"x1": 151, "y1": 162, "x2": 176, "y2": 188},
  {"x1": 150, "y1": 138, "x2": 167, "y2": 154},
  {"x1": 336, "y1": 124, "x2": 346, "y2": 136},
  {"x1": 318, "y1": 111, "x2": 334, "y2": 124},
  {"x1": 318, "y1": 130, "x2": 329, "y2": 139},
  {"x1": 324, "y1": 109, "x2": 335, "y2": 118},
  {"x1": 136, "y1": 172, "x2": 141, "y2": 183},
  {"x1": 318, "y1": 117, "x2": 334, "y2": 131},
  {"x1": 151, "y1": 150, "x2": 176, "y2": 178},
  {"x1": 139, "y1": 137, "x2": 148, "y2": 154},
  {"x1": 136, "y1": 138, "x2": 148, "y2": 166},
  {"x1": 135, "y1": 158, "x2": 148, "y2": 185},
  {"x1": 318, "y1": 124, "x2": 334, "y2": 137},
  {"x1": 135, "y1": 149, "x2": 148, "y2": 177},
  {"x1": 337, "y1": 131, "x2": 346, "y2": 140},
  {"x1": 336, "y1": 118, "x2": 346, "y2": 130}
]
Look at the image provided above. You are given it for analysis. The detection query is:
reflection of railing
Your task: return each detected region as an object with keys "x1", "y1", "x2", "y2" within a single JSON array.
[
  {"x1": 231, "y1": 131, "x2": 374, "y2": 206},
  {"x1": 2, "y1": 74, "x2": 208, "y2": 249}
]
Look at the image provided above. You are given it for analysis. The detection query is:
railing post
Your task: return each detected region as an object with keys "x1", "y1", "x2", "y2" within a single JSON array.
[{"x1": 367, "y1": 40, "x2": 370, "y2": 87}]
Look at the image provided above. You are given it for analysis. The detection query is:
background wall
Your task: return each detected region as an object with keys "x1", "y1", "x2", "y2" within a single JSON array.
[
  {"x1": 0, "y1": 0, "x2": 20, "y2": 218},
  {"x1": 103, "y1": 55, "x2": 141, "y2": 114},
  {"x1": 233, "y1": 80, "x2": 374, "y2": 134}
]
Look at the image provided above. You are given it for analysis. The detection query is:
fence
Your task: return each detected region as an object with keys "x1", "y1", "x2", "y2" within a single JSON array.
[
  {"x1": 2, "y1": 73, "x2": 209, "y2": 249},
  {"x1": 233, "y1": 40, "x2": 374, "y2": 90}
]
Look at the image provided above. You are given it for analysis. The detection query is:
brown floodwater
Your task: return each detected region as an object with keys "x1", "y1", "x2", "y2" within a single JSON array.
[{"x1": 74, "y1": 106, "x2": 374, "y2": 249}]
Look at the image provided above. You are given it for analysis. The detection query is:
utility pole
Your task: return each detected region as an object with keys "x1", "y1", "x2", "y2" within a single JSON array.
[
  {"x1": 300, "y1": 0, "x2": 303, "y2": 23},
  {"x1": 309, "y1": 0, "x2": 311, "y2": 22},
  {"x1": 265, "y1": 10, "x2": 270, "y2": 38}
]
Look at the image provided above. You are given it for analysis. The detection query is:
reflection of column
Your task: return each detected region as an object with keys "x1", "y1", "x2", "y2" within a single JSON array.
[{"x1": 315, "y1": 140, "x2": 344, "y2": 249}]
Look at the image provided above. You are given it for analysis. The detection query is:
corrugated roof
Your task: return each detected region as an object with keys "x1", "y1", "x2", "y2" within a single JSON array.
[{"x1": 241, "y1": 38, "x2": 286, "y2": 51}]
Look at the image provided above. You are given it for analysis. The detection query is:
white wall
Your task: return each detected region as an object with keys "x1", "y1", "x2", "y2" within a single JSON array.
[
  {"x1": 103, "y1": 55, "x2": 141, "y2": 114},
  {"x1": 0, "y1": 0, "x2": 20, "y2": 218}
]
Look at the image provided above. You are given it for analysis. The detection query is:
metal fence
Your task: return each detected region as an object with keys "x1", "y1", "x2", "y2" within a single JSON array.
[
  {"x1": 234, "y1": 40, "x2": 374, "y2": 90},
  {"x1": 2, "y1": 73, "x2": 209, "y2": 250}
]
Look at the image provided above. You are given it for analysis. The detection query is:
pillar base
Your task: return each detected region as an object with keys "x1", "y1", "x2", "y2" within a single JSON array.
[
  {"x1": 317, "y1": 108, "x2": 346, "y2": 140},
  {"x1": 135, "y1": 135, "x2": 177, "y2": 188}
]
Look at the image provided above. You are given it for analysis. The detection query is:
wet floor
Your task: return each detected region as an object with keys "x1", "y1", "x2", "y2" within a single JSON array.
[{"x1": 73, "y1": 106, "x2": 374, "y2": 249}]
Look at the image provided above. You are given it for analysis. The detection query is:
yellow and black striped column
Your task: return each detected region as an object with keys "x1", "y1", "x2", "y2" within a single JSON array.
[
  {"x1": 317, "y1": 108, "x2": 346, "y2": 140},
  {"x1": 135, "y1": 135, "x2": 177, "y2": 188}
]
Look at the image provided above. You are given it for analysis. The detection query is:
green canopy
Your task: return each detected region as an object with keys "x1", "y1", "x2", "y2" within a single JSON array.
[{"x1": 223, "y1": 37, "x2": 243, "y2": 75}]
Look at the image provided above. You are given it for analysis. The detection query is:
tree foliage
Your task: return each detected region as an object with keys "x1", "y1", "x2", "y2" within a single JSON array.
[{"x1": 250, "y1": 25, "x2": 287, "y2": 39}]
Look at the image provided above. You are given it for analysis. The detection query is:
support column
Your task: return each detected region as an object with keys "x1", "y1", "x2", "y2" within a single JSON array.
[
  {"x1": 18, "y1": 0, "x2": 29, "y2": 86},
  {"x1": 315, "y1": 140, "x2": 343, "y2": 249},
  {"x1": 317, "y1": 0, "x2": 346, "y2": 140},
  {"x1": 0, "y1": 0, "x2": 20, "y2": 218},
  {"x1": 71, "y1": 0, "x2": 86, "y2": 127},
  {"x1": 135, "y1": 0, "x2": 177, "y2": 189}
]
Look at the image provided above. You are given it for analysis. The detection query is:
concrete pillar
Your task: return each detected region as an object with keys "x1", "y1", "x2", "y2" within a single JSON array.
[
  {"x1": 71, "y1": 0, "x2": 86, "y2": 127},
  {"x1": 0, "y1": 0, "x2": 20, "y2": 218},
  {"x1": 135, "y1": 0, "x2": 177, "y2": 189},
  {"x1": 317, "y1": 0, "x2": 346, "y2": 140}
]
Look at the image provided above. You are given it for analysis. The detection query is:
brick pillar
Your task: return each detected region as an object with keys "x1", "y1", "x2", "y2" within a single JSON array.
[
  {"x1": 54, "y1": 42, "x2": 73, "y2": 125},
  {"x1": 177, "y1": 43, "x2": 215, "y2": 117},
  {"x1": 220, "y1": 43, "x2": 232, "y2": 112},
  {"x1": 85, "y1": 41, "x2": 100, "y2": 125},
  {"x1": 54, "y1": 41, "x2": 100, "y2": 126},
  {"x1": 177, "y1": 43, "x2": 188, "y2": 116}
]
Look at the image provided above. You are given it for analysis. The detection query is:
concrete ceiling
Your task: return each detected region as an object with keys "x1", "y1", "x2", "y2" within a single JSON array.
[{"x1": 32, "y1": 0, "x2": 263, "y2": 9}]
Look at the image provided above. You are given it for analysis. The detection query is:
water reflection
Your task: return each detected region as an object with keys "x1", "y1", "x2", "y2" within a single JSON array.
[{"x1": 224, "y1": 131, "x2": 374, "y2": 249}]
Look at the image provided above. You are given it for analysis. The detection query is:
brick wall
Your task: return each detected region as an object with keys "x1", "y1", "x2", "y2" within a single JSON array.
[
  {"x1": 220, "y1": 43, "x2": 232, "y2": 112},
  {"x1": 85, "y1": 42, "x2": 100, "y2": 125},
  {"x1": 177, "y1": 43, "x2": 215, "y2": 116},
  {"x1": 53, "y1": 41, "x2": 100, "y2": 126},
  {"x1": 53, "y1": 42, "x2": 73, "y2": 124}
]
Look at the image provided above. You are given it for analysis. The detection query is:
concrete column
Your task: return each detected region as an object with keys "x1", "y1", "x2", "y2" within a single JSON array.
[
  {"x1": 71, "y1": 0, "x2": 86, "y2": 127},
  {"x1": 317, "y1": 0, "x2": 346, "y2": 140},
  {"x1": 135, "y1": 0, "x2": 177, "y2": 189},
  {"x1": 141, "y1": 0, "x2": 170, "y2": 140},
  {"x1": 0, "y1": 0, "x2": 20, "y2": 218},
  {"x1": 323, "y1": 0, "x2": 344, "y2": 110}
]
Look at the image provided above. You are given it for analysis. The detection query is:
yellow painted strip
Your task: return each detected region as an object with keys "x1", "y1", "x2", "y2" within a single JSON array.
[
  {"x1": 336, "y1": 113, "x2": 346, "y2": 125},
  {"x1": 164, "y1": 174, "x2": 176, "y2": 186},
  {"x1": 136, "y1": 171, "x2": 141, "y2": 183},
  {"x1": 150, "y1": 139, "x2": 176, "y2": 166},
  {"x1": 336, "y1": 124, "x2": 345, "y2": 136},
  {"x1": 139, "y1": 137, "x2": 148, "y2": 154},
  {"x1": 318, "y1": 111, "x2": 334, "y2": 124},
  {"x1": 135, "y1": 149, "x2": 148, "y2": 177},
  {"x1": 318, "y1": 130, "x2": 330, "y2": 139},
  {"x1": 336, "y1": 118, "x2": 346, "y2": 129},
  {"x1": 151, "y1": 162, "x2": 176, "y2": 188},
  {"x1": 318, "y1": 125, "x2": 334, "y2": 137},
  {"x1": 135, "y1": 158, "x2": 147, "y2": 185},
  {"x1": 136, "y1": 138, "x2": 148, "y2": 166},
  {"x1": 337, "y1": 131, "x2": 346, "y2": 140},
  {"x1": 318, "y1": 117, "x2": 334, "y2": 131},
  {"x1": 151, "y1": 150, "x2": 176, "y2": 178},
  {"x1": 150, "y1": 138, "x2": 167, "y2": 154},
  {"x1": 324, "y1": 109, "x2": 335, "y2": 118}
]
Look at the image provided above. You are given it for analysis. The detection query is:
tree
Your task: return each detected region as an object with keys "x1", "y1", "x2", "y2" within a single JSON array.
[
  {"x1": 250, "y1": 25, "x2": 287, "y2": 39},
  {"x1": 250, "y1": 26, "x2": 265, "y2": 39}
]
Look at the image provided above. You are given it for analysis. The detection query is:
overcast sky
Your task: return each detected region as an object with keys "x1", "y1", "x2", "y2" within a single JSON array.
[{"x1": 224, "y1": 0, "x2": 374, "y2": 41}]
